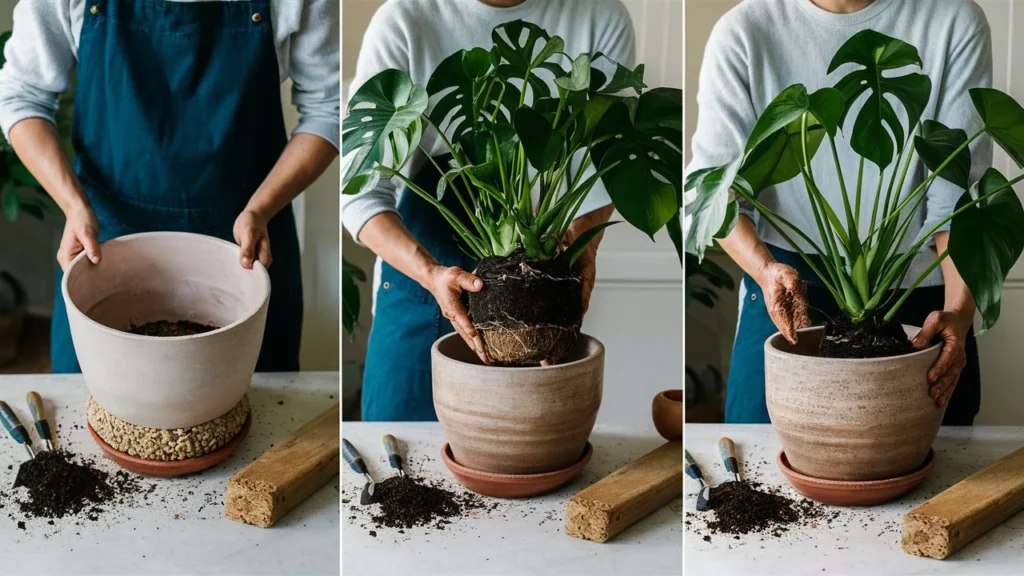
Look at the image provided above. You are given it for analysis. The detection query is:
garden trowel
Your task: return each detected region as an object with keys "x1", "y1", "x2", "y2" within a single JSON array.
[
  {"x1": 684, "y1": 449, "x2": 711, "y2": 511},
  {"x1": 343, "y1": 438, "x2": 375, "y2": 505}
]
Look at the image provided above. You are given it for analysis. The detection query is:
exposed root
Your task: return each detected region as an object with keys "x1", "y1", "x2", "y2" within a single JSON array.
[{"x1": 477, "y1": 323, "x2": 580, "y2": 366}]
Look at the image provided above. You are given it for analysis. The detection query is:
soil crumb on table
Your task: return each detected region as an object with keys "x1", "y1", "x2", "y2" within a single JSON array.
[
  {"x1": 3, "y1": 450, "x2": 145, "y2": 524},
  {"x1": 698, "y1": 480, "x2": 834, "y2": 539},
  {"x1": 368, "y1": 475, "x2": 491, "y2": 530},
  {"x1": 129, "y1": 320, "x2": 218, "y2": 337}
]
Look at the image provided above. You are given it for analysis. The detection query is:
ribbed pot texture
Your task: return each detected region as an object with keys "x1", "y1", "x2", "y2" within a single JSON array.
[
  {"x1": 765, "y1": 325, "x2": 944, "y2": 481},
  {"x1": 432, "y1": 332, "x2": 603, "y2": 475},
  {"x1": 64, "y1": 232, "x2": 270, "y2": 430}
]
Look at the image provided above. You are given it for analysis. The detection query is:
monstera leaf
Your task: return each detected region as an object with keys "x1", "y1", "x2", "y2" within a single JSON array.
[
  {"x1": 593, "y1": 88, "x2": 682, "y2": 238},
  {"x1": 490, "y1": 20, "x2": 567, "y2": 105},
  {"x1": 914, "y1": 120, "x2": 971, "y2": 190},
  {"x1": 739, "y1": 85, "x2": 843, "y2": 193},
  {"x1": 426, "y1": 48, "x2": 515, "y2": 140},
  {"x1": 828, "y1": 30, "x2": 932, "y2": 169},
  {"x1": 684, "y1": 159, "x2": 742, "y2": 260},
  {"x1": 949, "y1": 168, "x2": 1024, "y2": 332},
  {"x1": 971, "y1": 88, "x2": 1024, "y2": 169},
  {"x1": 341, "y1": 69, "x2": 427, "y2": 190}
]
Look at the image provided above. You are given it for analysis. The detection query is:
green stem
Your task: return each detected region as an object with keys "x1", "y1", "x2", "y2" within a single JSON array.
[
  {"x1": 886, "y1": 129, "x2": 984, "y2": 224},
  {"x1": 389, "y1": 170, "x2": 488, "y2": 258},
  {"x1": 855, "y1": 157, "x2": 864, "y2": 219},
  {"x1": 418, "y1": 145, "x2": 488, "y2": 240},
  {"x1": 883, "y1": 250, "x2": 948, "y2": 322},
  {"x1": 867, "y1": 167, "x2": 886, "y2": 247},
  {"x1": 829, "y1": 136, "x2": 856, "y2": 237}
]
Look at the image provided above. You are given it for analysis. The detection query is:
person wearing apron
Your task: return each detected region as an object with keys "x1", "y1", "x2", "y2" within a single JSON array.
[{"x1": 0, "y1": 1, "x2": 339, "y2": 373}]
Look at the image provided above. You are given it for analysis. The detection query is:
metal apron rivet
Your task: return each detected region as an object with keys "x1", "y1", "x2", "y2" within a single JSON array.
[
  {"x1": 252, "y1": 12, "x2": 262, "y2": 23},
  {"x1": 751, "y1": 293, "x2": 757, "y2": 301},
  {"x1": 383, "y1": 281, "x2": 391, "y2": 290},
  {"x1": 90, "y1": 5, "x2": 99, "y2": 15}
]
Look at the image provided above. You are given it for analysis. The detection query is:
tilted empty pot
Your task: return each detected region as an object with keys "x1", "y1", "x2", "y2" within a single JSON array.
[
  {"x1": 63, "y1": 232, "x2": 270, "y2": 429},
  {"x1": 765, "y1": 325, "x2": 944, "y2": 482},
  {"x1": 432, "y1": 333, "x2": 603, "y2": 475}
]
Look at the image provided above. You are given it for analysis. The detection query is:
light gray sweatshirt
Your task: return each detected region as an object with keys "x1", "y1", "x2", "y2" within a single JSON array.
[
  {"x1": 688, "y1": 0, "x2": 993, "y2": 287},
  {"x1": 343, "y1": 0, "x2": 636, "y2": 305},
  {"x1": 0, "y1": 0, "x2": 340, "y2": 149}
]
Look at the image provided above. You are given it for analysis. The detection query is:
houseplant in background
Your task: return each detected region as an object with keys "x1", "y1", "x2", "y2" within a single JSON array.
[
  {"x1": 684, "y1": 252, "x2": 732, "y2": 422},
  {"x1": 341, "y1": 20, "x2": 682, "y2": 483},
  {"x1": 0, "y1": 30, "x2": 70, "y2": 366},
  {"x1": 686, "y1": 30, "x2": 1024, "y2": 492}
]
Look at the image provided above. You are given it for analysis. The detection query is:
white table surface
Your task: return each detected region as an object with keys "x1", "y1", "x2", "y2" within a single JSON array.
[
  {"x1": 0, "y1": 372, "x2": 340, "y2": 576},
  {"x1": 685, "y1": 424, "x2": 1024, "y2": 576},
  {"x1": 342, "y1": 422, "x2": 683, "y2": 576}
]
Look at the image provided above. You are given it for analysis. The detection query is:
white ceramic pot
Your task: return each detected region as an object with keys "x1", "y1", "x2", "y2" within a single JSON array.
[
  {"x1": 432, "y1": 333, "x2": 603, "y2": 475},
  {"x1": 63, "y1": 232, "x2": 270, "y2": 429},
  {"x1": 765, "y1": 325, "x2": 944, "y2": 481}
]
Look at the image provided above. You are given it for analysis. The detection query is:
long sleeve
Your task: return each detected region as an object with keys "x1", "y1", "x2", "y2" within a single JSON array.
[
  {"x1": 0, "y1": 1, "x2": 78, "y2": 140},
  {"x1": 686, "y1": 15, "x2": 758, "y2": 220},
  {"x1": 287, "y1": 0, "x2": 340, "y2": 150},
  {"x1": 922, "y1": 3, "x2": 993, "y2": 238}
]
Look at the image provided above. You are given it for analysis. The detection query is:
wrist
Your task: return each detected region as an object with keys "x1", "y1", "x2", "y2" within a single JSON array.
[
  {"x1": 946, "y1": 306, "x2": 975, "y2": 333},
  {"x1": 751, "y1": 255, "x2": 776, "y2": 287}
]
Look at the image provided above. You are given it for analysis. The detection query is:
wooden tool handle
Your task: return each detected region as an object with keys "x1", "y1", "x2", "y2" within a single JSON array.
[
  {"x1": 26, "y1": 391, "x2": 52, "y2": 444},
  {"x1": 718, "y1": 437, "x2": 739, "y2": 477},
  {"x1": 684, "y1": 449, "x2": 704, "y2": 481},
  {"x1": 382, "y1": 434, "x2": 403, "y2": 473},
  {"x1": 0, "y1": 401, "x2": 30, "y2": 445},
  {"x1": 342, "y1": 438, "x2": 368, "y2": 475}
]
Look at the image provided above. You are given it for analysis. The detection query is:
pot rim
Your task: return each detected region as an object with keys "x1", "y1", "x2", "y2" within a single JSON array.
[
  {"x1": 764, "y1": 324, "x2": 941, "y2": 364},
  {"x1": 432, "y1": 332, "x2": 604, "y2": 371},
  {"x1": 62, "y1": 231, "x2": 271, "y2": 342}
]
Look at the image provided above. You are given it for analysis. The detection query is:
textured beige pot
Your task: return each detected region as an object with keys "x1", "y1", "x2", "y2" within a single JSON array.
[
  {"x1": 765, "y1": 325, "x2": 944, "y2": 482},
  {"x1": 63, "y1": 232, "x2": 270, "y2": 429},
  {"x1": 432, "y1": 332, "x2": 603, "y2": 475}
]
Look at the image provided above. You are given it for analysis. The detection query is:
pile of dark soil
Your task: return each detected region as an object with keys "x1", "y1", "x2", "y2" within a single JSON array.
[
  {"x1": 468, "y1": 253, "x2": 581, "y2": 365},
  {"x1": 129, "y1": 320, "x2": 218, "y2": 337},
  {"x1": 819, "y1": 316, "x2": 913, "y2": 359},
  {"x1": 702, "y1": 480, "x2": 831, "y2": 538},
  {"x1": 7, "y1": 450, "x2": 144, "y2": 520},
  {"x1": 365, "y1": 475, "x2": 492, "y2": 530}
]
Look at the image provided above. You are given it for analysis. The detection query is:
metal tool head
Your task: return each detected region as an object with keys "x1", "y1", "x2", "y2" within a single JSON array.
[
  {"x1": 696, "y1": 484, "x2": 711, "y2": 511},
  {"x1": 359, "y1": 479, "x2": 375, "y2": 505}
]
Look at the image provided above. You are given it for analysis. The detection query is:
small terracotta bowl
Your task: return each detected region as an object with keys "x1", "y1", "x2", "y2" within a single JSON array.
[
  {"x1": 88, "y1": 414, "x2": 252, "y2": 478},
  {"x1": 441, "y1": 442, "x2": 592, "y2": 499},
  {"x1": 653, "y1": 390, "x2": 683, "y2": 441},
  {"x1": 777, "y1": 448, "x2": 935, "y2": 506}
]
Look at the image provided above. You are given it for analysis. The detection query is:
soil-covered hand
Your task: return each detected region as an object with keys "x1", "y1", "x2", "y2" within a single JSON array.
[
  {"x1": 234, "y1": 210, "x2": 272, "y2": 270},
  {"x1": 426, "y1": 264, "x2": 489, "y2": 364},
  {"x1": 912, "y1": 310, "x2": 970, "y2": 408},
  {"x1": 756, "y1": 262, "x2": 811, "y2": 345},
  {"x1": 58, "y1": 204, "x2": 101, "y2": 271}
]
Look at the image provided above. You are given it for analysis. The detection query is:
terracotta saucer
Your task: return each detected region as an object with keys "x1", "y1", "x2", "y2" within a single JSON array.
[
  {"x1": 777, "y1": 448, "x2": 935, "y2": 507},
  {"x1": 88, "y1": 414, "x2": 252, "y2": 478},
  {"x1": 441, "y1": 442, "x2": 593, "y2": 499}
]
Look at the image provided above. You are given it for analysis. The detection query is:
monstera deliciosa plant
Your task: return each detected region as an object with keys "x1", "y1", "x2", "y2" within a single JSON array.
[
  {"x1": 342, "y1": 20, "x2": 682, "y2": 365},
  {"x1": 686, "y1": 30, "x2": 1024, "y2": 357}
]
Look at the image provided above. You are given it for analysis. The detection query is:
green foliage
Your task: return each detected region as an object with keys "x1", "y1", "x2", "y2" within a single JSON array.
[
  {"x1": 341, "y1": 20, "x2": 682, "y2": 262},
  {"x1": 685, "y1": 29, "x2": 1024, "y2": 331},
  {"x1": 341, "y1": 258, "x2": 367, "y2": 338}
]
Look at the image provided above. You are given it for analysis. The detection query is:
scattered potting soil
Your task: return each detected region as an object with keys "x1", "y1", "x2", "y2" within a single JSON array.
[
  {"x1": 8, "y1": 450, "x2": 144, "y2": 520},
  {"x1": 818, "y1": 316, "x2": 913, "y2": 359},
  {"x1": 367, "y1": 475, "x2": 490, "y2": 530},
  {"x1": 700, "y1": 480, "x2": 831, "y2": 538},
  {"x1": 129, "y1": 320, "x2": 218, "y2": 337}
]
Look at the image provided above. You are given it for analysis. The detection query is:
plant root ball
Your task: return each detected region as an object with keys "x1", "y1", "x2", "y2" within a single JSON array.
[
  {"x1": 468, "y1": 254, "x2": 582, "y2": 366},
  {"x1": 87, "y1": 394, "x2": 250, "y2": 461}
]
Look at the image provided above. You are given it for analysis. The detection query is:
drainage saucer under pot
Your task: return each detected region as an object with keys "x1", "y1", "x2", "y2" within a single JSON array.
[
  {"x1": 777, "y1": 448, "x2": 935, "y2": 507},
  {"x1": 87, "y1": 394, "x2": 252, "y2": 477},
  {"x1": 441, "y1": 442, "x2": 592, "y2": 499}
]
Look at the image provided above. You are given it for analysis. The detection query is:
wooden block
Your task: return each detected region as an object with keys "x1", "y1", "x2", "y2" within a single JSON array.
[
  {"x1": 565, "y1": 441, "x2": 682, "y2": 542},
  {"x1": 902, "y1": 447, "x2": 1024, "y2": 559},
  {"x1": 225, "y1": 403, "x2": 340, "y2": 528}
]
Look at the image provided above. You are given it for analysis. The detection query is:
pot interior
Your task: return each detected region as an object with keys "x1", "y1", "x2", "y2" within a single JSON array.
[
  {"x1": 768, "y1": 325, "x2": 925, "y2": 359},
  {"x1": 436, "y1": 332, "x2": 601, "y2": 366},
  {"x1": 65, "y1": 233, "x2": 269, "y2": 334}
]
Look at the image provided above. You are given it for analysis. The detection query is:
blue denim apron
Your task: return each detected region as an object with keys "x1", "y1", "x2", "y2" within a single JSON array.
[
  {"x1": 726, "y1": 245, "x2": 980, "y2": 425},
  {"x1": 360, "y1": 160, "x2": 476, "y2": 421},
  {"x1": 51, "y1": 0, "x2": 303, "y2": 373}
]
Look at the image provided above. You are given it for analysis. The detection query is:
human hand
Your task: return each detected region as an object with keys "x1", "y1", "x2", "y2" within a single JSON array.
[
  {"x1": 233, "y1": 210, "x2": 271, "y2": 269},
  {"x1": 58, "y1": 204, "x2": 101, "y2": 271},
  {"x1": 912, "y1": 309, "x2": 971, "y2": 408},
  {"x1": 425, "y1": 264, "x2": 489, "y2": 364},
  {"x1": 755, "y1": 262, "x2": 810, "y2": 345}
]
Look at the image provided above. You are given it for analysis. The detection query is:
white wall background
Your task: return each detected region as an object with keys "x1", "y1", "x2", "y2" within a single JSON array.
[
  {"x1": 685, "y1": 0, "x2": 1024, "y2": 425},
  {"x1": 342, "y1": 0, "x2": 684, "y2": 427},
  {"x1": 0, "y1": 2, "x2": 339, "y2": 370}
]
